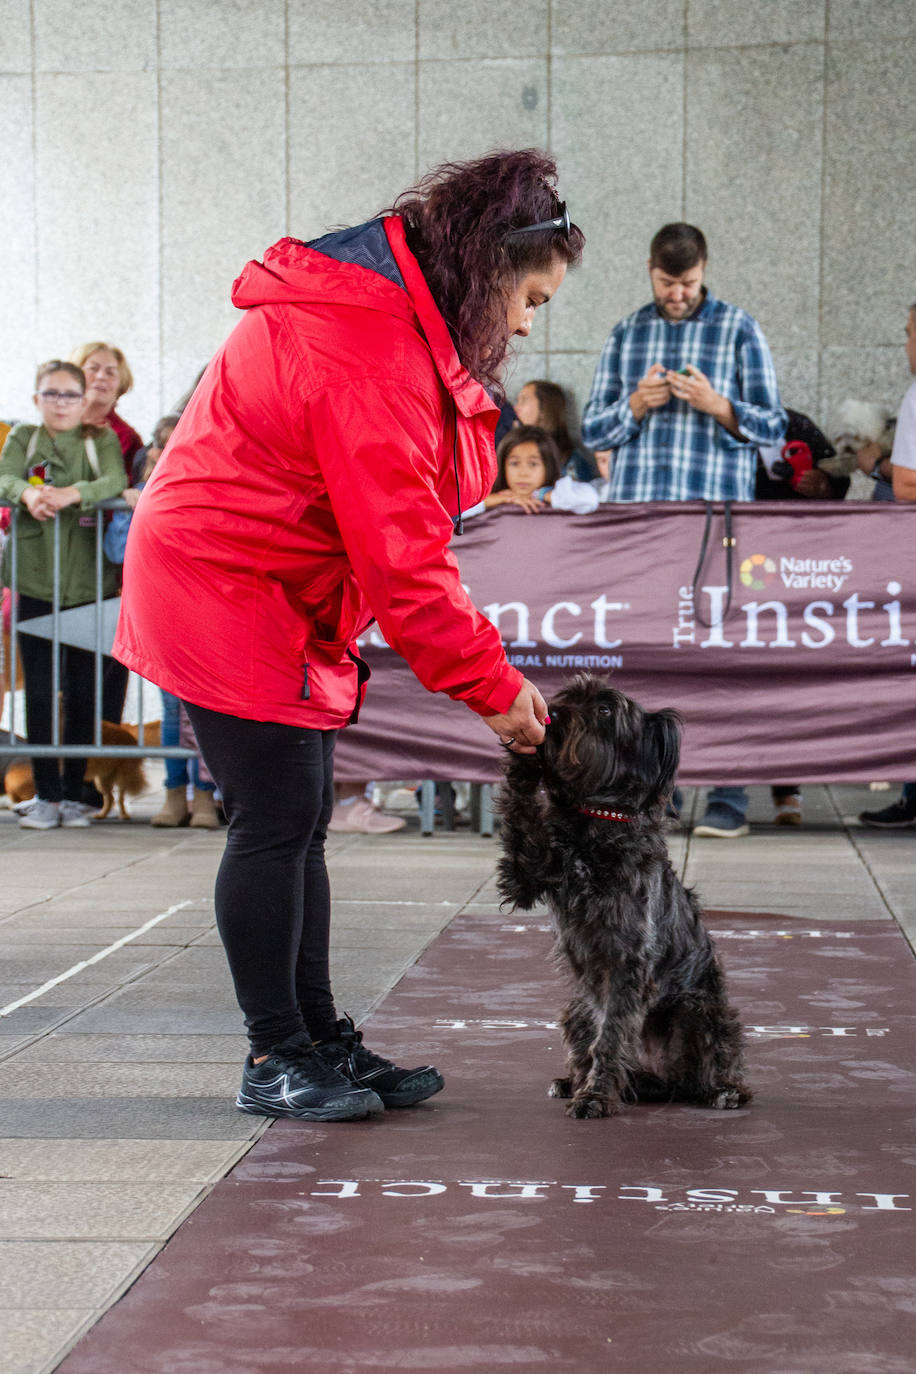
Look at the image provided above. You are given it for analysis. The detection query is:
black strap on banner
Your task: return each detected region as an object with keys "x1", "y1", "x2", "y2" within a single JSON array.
[{"x1": 690, "y1": 501, "x2": 735, "y2": 629}]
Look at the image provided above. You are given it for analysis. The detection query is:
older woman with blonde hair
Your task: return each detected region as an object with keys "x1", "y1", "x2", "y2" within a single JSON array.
[
  {"x1": 68, "y1": 341, "x2": 142, "y2": 743},
  {"x1": 69, "y1": 341, "x2": 143, "y2": 485}
]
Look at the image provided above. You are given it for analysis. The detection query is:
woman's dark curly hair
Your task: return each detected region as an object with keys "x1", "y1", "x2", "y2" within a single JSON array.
[{"x1": 386, "y1": 148, "x2": 584, "y2": 396}]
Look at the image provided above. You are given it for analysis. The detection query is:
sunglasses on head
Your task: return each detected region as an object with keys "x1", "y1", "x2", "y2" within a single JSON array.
[{"x1": 506, "y1": 201, "x2": 571, "y2": 240}]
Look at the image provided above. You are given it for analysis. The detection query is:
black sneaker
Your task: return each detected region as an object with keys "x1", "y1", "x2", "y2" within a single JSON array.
[
  {"x1": 237, "y1": 1029, "x2": 384, "y2": 1121},
  {"x1": 315, "y1": 1016, "x2": 445, "y2": 1108},
  {"x1": 858, "y1": 800, "x2": 916, "y2": 829}
]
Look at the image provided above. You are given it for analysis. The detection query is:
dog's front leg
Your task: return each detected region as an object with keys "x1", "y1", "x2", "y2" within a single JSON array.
[
  {"x1": 496, "y1": 753, "x2": 551, "y2": 911},
  {"x1": 549, "y1": 996, "x2": 593, "y2": 1100},
  {"x1": 568, "y1": 978, "x2": 644, "y2": 1119}
]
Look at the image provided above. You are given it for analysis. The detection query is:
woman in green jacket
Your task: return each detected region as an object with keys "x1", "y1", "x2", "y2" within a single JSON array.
[{"x1": 0, "y1": 360, "x2": 125, "y2": 829}]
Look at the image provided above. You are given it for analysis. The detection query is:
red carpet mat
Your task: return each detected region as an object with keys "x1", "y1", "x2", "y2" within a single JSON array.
[{"x1": 60, "y1": 912, "x2": 916, "y2": 1374}]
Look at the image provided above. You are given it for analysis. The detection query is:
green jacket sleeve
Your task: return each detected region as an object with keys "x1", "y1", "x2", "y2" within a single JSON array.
[
  {"x1": 74, "y1": 427, "x2": 127, "y2": 505},
  {"x1": 0, "y1": 426, "x2": 33, "y2": 507}
]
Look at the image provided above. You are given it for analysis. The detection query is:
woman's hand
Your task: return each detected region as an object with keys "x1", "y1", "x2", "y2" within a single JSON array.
[
  {"x1": 483, "y1": 678, "x2": 549, "y2": 754},
  {"x1": 121, "y1": 487, "x2": 142, "y2": 509},
  {"x1": 38, "y1": 485, "x2": 82, "y2": 513},
  {"x1": 21, "y1": 485, "x2": 56, "y2": 520}
]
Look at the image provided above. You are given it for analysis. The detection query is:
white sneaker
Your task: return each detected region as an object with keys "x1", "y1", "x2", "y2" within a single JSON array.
[
  {"x1": 59, "y1": 799, "x2": 92, "y2": 828},
  {"x1": 19, "y1": 799, "x2": 61, "y2": 830},
  {"x1": 328, "y1": 796, "x2": 407, "y2": 834}
]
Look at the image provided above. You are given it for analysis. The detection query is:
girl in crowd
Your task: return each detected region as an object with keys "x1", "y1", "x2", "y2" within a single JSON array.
[
  {"x1": 479, "y1": 424, "x2": 599, "y2": 515},
  {"x1": 113, "y1": 149, "x2": 584, "y2": 1123},
  {"x1": 0, "y1": 361, "x2": 124, "y2": 829},
  {"x1": 514, "y1": 377, "x2": 597, "y2": 480}
]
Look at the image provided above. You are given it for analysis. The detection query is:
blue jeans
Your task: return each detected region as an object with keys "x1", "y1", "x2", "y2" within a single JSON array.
[
  {"x1": 160, "y1": 689, "x2": 213, "y2": 791},
  {"x1": 706, "y1": 785, "x2": 748, "y2": 819},
  {"x1": 903, "y1": 783, "x2": 916, "y2": 804}
]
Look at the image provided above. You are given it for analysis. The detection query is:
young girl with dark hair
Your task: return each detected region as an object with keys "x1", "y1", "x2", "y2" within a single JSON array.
[
  {"x1": 475, "y1": 425, "x2": 598, "y2": 515},
  {"x1": 114, "y1": 149, "x2": 585, "y2": 1124}
]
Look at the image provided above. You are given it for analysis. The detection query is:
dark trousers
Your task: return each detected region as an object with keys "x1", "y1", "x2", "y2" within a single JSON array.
[
  {"x1": 17, "y1": 595, "x2": 96, "y2": 803},
  {"x1": 183, "y1": 701, "x2": 339, "y2": 1056}
]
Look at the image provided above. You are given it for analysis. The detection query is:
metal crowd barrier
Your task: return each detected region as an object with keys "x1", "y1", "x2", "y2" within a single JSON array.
[{"x1": 0, "y1": 498, "x2": 193, "y2": 763}]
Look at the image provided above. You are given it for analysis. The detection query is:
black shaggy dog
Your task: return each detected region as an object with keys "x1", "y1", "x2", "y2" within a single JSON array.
[{"x1": 497, "y1": 673, "x2": 752, "y2": 1120}]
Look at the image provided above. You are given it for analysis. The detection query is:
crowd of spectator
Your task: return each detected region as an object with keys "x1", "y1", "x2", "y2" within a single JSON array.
[{"x1": 1, "y1": 223, "x2": 914, "y2": 839}]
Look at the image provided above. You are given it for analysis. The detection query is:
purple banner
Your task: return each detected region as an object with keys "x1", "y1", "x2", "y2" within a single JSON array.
[{"x1": 334, "y1": 502, "x2": 916, "y2": 785}]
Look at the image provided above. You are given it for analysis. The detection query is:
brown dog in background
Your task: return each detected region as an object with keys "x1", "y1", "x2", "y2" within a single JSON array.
[{"x1": 3, "y1": 720, "x2": 161, "y2": 820}]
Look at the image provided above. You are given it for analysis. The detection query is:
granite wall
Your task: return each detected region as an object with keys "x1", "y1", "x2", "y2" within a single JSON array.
[{"x1": 1, "y1": 0, "x2": 914, "y2": 441}]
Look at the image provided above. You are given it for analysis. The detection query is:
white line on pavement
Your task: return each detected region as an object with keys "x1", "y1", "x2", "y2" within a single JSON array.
[{"x1": 0, "y1": 900, "x2": 194, "y2": 1018}]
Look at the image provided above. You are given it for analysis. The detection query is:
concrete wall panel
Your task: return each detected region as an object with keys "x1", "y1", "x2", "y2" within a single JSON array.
[
  {"x1": 827, "y1": 0, "x2": 916, "y2": 41},
  {"x1": 0, "y1": 75, "x2": 35, "y2": 421},
  {"x1": 419, "y1": 0, "x2": 549, "y2": 59},
  {"x1": 288, "y1": 0, "x2": 416, "y2": 64},
  {"x1": 160, "y1": 68, "x2": 286, "y2": 414},
  {"x1": 289, "y1": 63, "x2": 416, "y2": 241},
  {"x1": 685, "y1": 43, "x2": 823, "y2": 351},
  {"x1": 418, "y1": 58, "x2": 547, "y2": 171},
  {"x1": 551, "y1": 53, "x2": 684, "y2": 357},
  {"x1": 551, "y1": 0, "x2": 685, "y2": 55},
  {"x1": 159, "y1": 0, "x2": 284, "y2": 70},
  {"x1": 0, "y1": 0, "x2": 32, "y2": 72},
  {"x1": 686, "y1": 0, "x2": 825, "y2": 47},
  {"x1": 33, "y1": 70, "x2": 159, "y2": 434},
  {"x1": 822, "y1": 40, "x2": 916, "y2": 350},
  {"x1": 33, "y1": 0, "x2": 156, "y2": 73}
]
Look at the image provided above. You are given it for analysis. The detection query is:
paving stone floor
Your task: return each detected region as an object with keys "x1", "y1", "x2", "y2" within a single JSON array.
[{"x1": 0, "y1": 777, "x2": 914, "y2": 1373}]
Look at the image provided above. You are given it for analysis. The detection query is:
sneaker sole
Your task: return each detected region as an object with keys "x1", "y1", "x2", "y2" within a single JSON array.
[
  {"x1": 693, "y1": 824, "x2": 750, "y2": 839},
  {"x1": 236, "y1": 1089, "x2": 384, "y2": 1121},
  {"x1": 859, "y1": 819, "x2": 916, "y2": 829}
]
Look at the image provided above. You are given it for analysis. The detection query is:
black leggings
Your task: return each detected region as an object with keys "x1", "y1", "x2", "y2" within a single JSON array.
[
  {"x1": 17, "y1": 595, "x2": 97, "y2": 803},
  {"x1": 183, "y1": 702, "x2": 339, "y2": 1056}
]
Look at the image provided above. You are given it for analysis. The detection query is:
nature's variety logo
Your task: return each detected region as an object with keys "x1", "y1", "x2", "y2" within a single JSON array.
[{"x1": 739, "y1": 553, "x2": 777, "y2": 590}]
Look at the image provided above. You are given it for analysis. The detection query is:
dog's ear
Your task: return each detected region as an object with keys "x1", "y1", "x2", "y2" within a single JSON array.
[{"x1": 641, "y1": 709, "x2": 682, "y2": 801}]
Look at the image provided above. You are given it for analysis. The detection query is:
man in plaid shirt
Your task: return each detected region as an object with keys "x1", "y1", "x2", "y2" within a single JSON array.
[
  {"x1": 582, "y1": 222, "x2": 785, "y2": 502},
  {"x1": 582, "y1": 223, "x2": 787, "y2": 836}
]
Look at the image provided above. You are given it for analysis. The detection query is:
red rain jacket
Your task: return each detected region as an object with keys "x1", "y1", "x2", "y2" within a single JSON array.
[{"x1": 113, "y1": 216, "x2": 523, "y2": 729}]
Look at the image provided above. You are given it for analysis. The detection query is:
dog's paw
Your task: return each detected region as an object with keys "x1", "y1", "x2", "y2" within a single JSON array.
[
  {"x1": 566, "y1": 1093, "x2": 619, "y2": 1120},
  {"x1": 548, "y1": 1077, "x2": 573, "y2": 1099},
  {"x1": 710, "y1": 1083, "x2": 752, "y2": 1110}
]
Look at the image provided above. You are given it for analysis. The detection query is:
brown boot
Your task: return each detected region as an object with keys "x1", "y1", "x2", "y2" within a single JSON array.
[
  {"x1": 189, "y1": 787, "x2": 220, "y2": 829},
  {"x1": 150, "y1": 786, "x2": 190, "y2": 828}
]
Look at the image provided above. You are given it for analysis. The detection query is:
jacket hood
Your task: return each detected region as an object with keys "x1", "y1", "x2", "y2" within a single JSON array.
[
  {"x1": 231, "y1": 217, "x2": 497, "y2": 420},
  {"x1": 232, "y1": 222, "x2": 414, "y2": 322}
]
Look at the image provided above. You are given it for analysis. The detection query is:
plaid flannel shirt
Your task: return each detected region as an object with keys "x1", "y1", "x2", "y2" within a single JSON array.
[{"x1": 581, "y1": 291, "x2": 787, "y2": 502}]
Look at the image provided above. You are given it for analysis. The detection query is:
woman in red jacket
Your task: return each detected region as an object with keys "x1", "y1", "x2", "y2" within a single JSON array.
[{"x1": 114, "y1": 148, "x2": 584, "y2": 1123}]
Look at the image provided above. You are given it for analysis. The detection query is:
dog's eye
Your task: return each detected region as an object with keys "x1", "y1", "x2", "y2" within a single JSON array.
[{"x1": 598, "y1": 704, "x2": 612, "y2": 716}]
